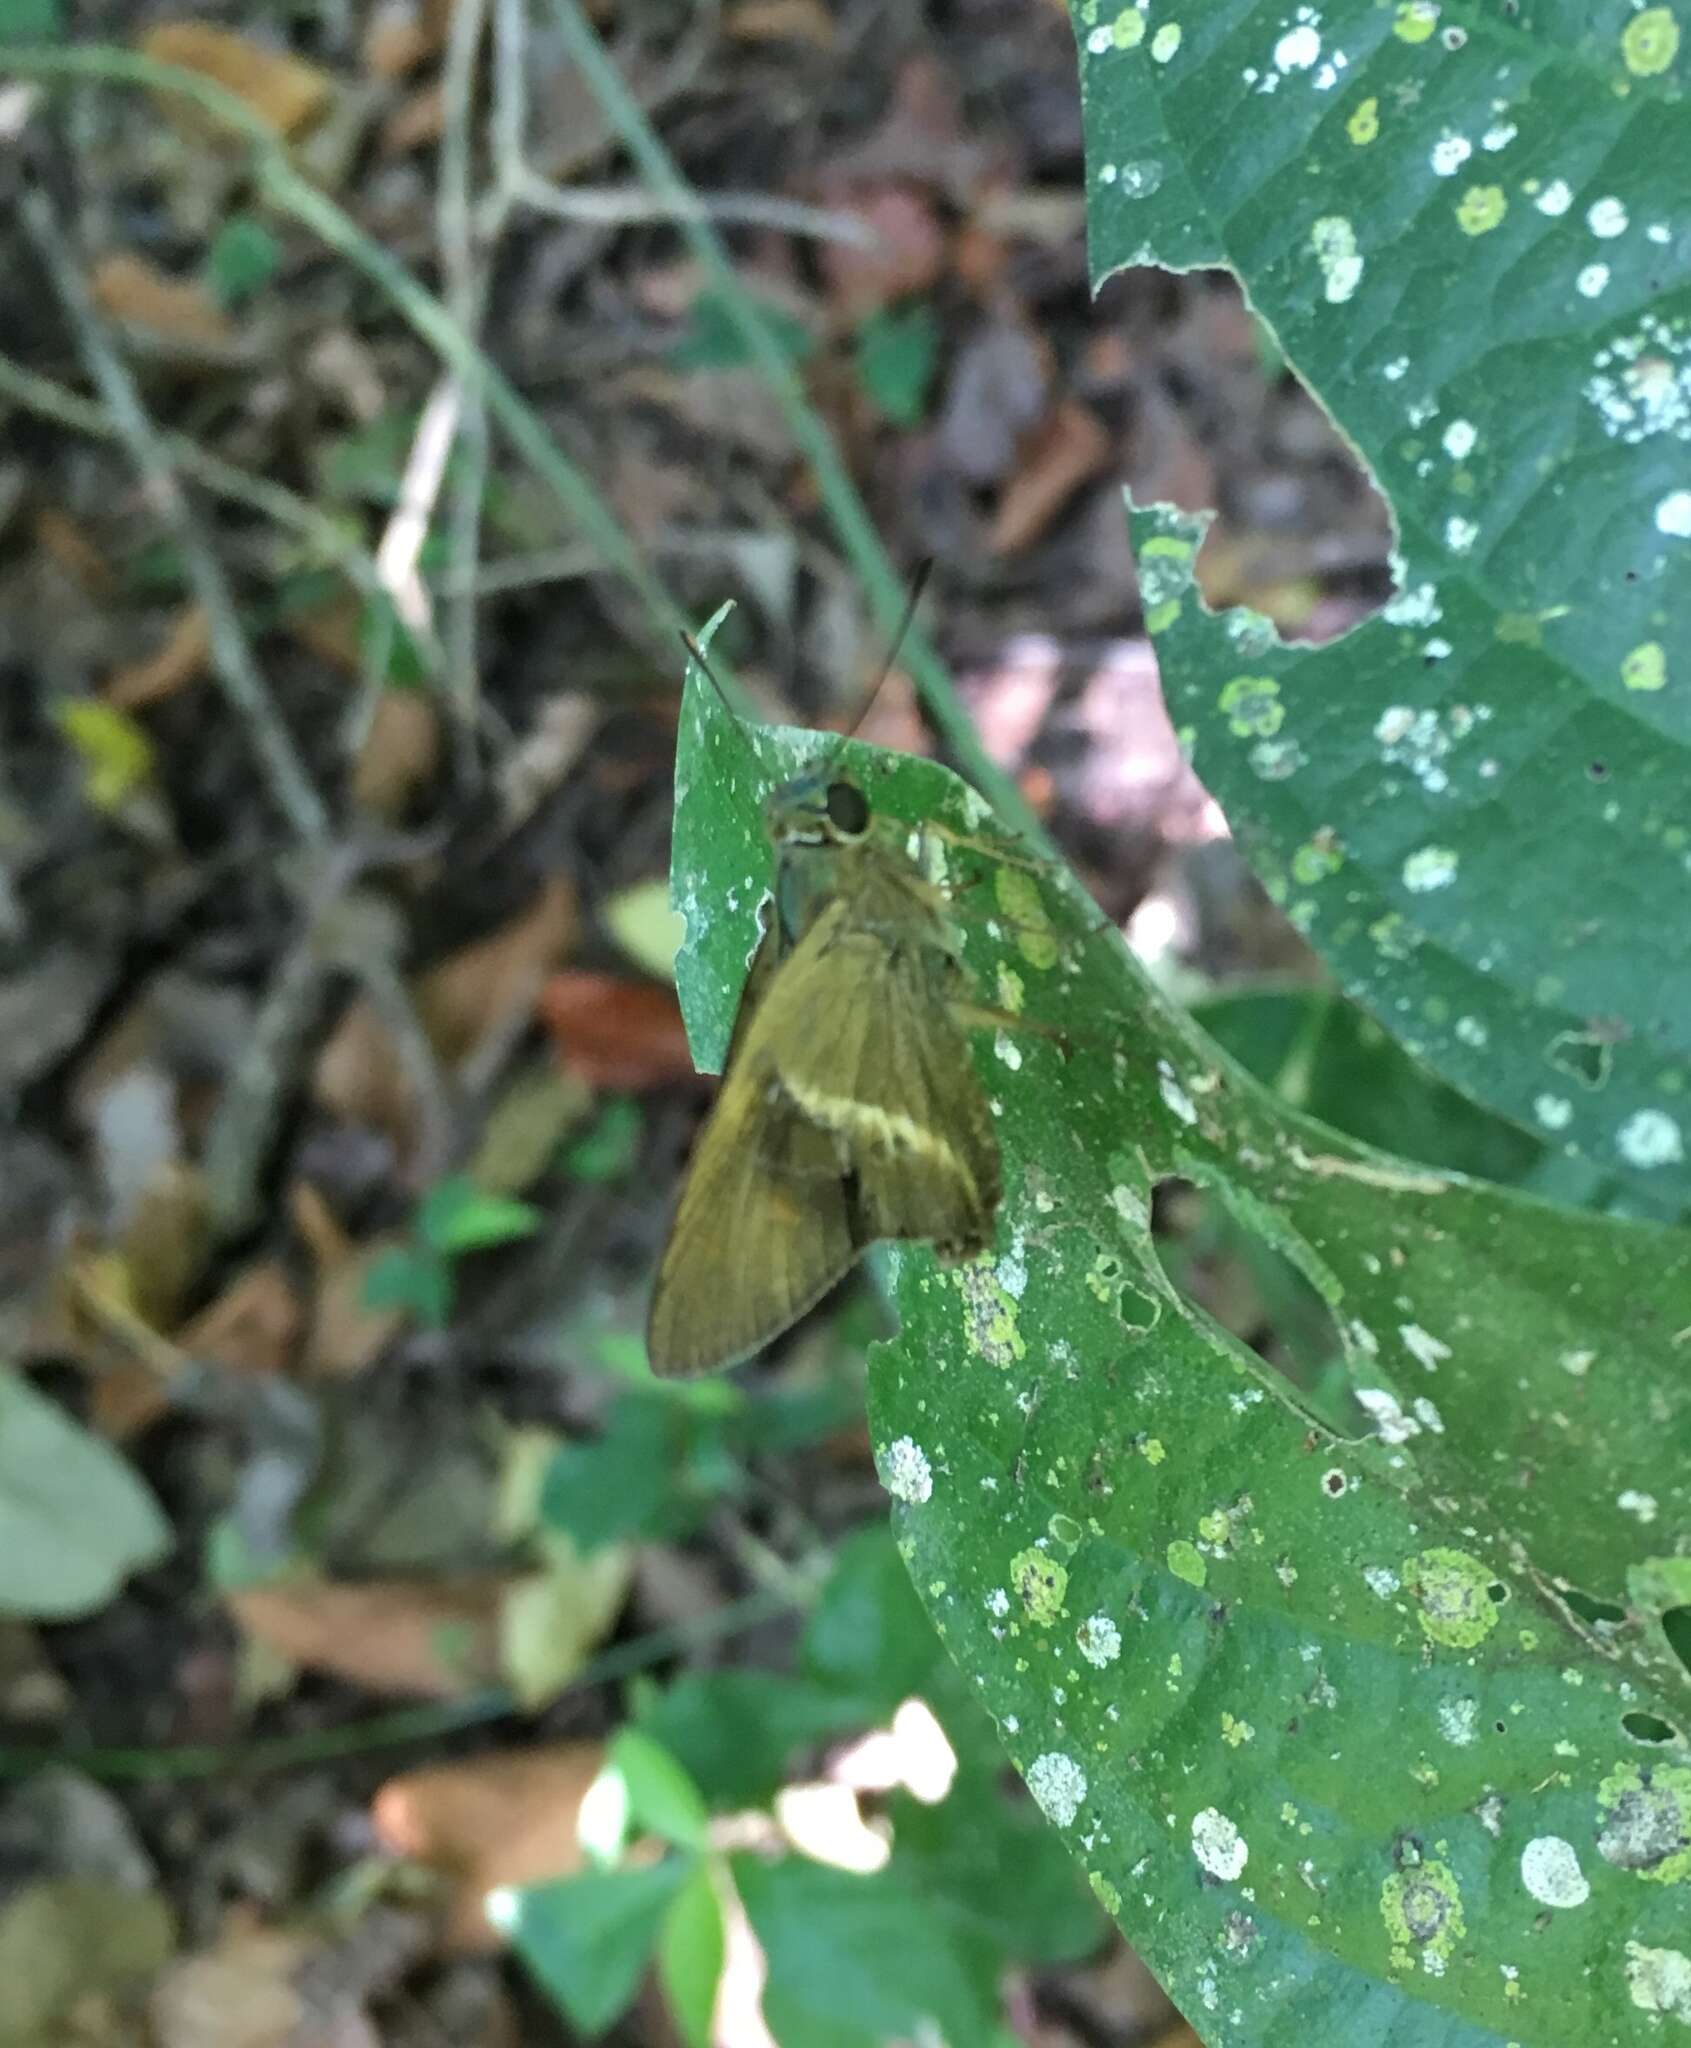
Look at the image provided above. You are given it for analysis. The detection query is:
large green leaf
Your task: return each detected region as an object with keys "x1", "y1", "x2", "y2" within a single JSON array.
[
  {"x1": 0, "y1": 1368, "x2": 171, "y2": 1618},
  {"x1": 668, "y1": 654, "x2": 1691, "y2": 2047},
  {"x1": 1075, "y1": 0, "x2": 1691, "y2": 1205}
]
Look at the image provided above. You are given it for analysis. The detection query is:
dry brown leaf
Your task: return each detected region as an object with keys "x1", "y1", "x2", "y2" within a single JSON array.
[
  {"x1": 284, "y1": 588, "x2": 363, "y2": 675},
  {"x1": 178, "y1": 1259, "x2": 301, "y2": 1377},
  {"x1": 724, "y1": 0, "x2": 836, "y2": 44},
  {"x1": 228, "y1": 1575, "x2": 507, "y2": 1697},
  {"x1": 538, "y1": 971, "x2": 695, "y2": 1092},
  {"x1": 352, "y1": 687, "x2": 442, "y2": 819},
  {"x1": 104, "y1": 603, "x2": 211, "y2": 712},
  {"x1": 120, "y1": 1160, "x2": 212, "y2": 1331},
  {"x1": 371, "y1": 1742, "x2": 603, "y2": 1951},
  {"x1": 140, "y1": 21, "x2": 336, "y2": 139},
  {"x1": 311, "y1": 999, "x2": 415, "y2": 1154},
  {"x1": 32, "y1": 507, "x2": 117, "y2": 595},
  {"x1": 361, "y1": 0, "x2": 454, "y2": 77},
  {"x1": 818, "y1": 182, "x2": 948, "y2": 324},
  {"x1": 987, "y1": 398, "x2": 1113, "y2": 556},
  {"x1": 379, "y1": 82, "x2": 445, "y2": 156},
  {"x1": 90, "y1": 252, "x2": 236, "y2": 351},
  {"x1": 303, "y1": 1230, "x2": 409, "y2": 1378},
  {"x1": 469, "y1": 1064, "x2": 589, "y2": 1195},
  {"x1": 417, "y1": 876, "x2": 579, "y2": 1064}
]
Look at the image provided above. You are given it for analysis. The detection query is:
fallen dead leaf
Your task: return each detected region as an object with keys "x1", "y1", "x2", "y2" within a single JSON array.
[
  {"x1": 724, "y1": 0, "x2": 835, "y2": 44},
  {"x1": 379, "y1": 81, "x2": 445, "y2": 156},
  {"x1": 0, "y1": 1877, "x2": 176, "y2": 2039},
  {"x1": 469, "y1": 1063, "x2": 589, "y2": 1194},
  {"x1": 817, "y1": 182, "x2": 948, "y2": 324},
  {"x1": 104, "y1": 604, "x2": 211, "y2": 711},
  {"x1": 302, "y1": 1226, "x2": 410, "y2": 1378},
  {"x1": 371, "y1": 1742, "x2": 604, "y2": 1951},
  {"x1": 227, "y1": 1575, "x2": 506, "y2": 1697},
  {"x1": 351, "y1": 686, "x2": 442, "y2": 819},
  {"x1": 361, "y1": 0, "x2": 454, "y2": 77},
  {"x1": 178, "y1": 1259, "x2": 302, "y2": 1378},
  {"x1": 140, "y1": 21, "x2": 336, "y2": 140},
  {"x1": 987, "y1": 398, "x2": 1113, "y2": 556},
  {"x1": 418, "y1": 876, "x2": 579, "y2": 1064},
  {"x1": 538, "y1": 971, "x2": 695, "y2": 1091},
  {"x1": 90, "y1": 251, "x2": 237, "y2": 352}
]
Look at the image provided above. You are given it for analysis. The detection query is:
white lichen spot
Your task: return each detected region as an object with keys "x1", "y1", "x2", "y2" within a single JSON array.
[
  {"x1": 880, "y1": 1435, "x2": 932, "y2": 1504},
  {"x1": 1618, "y1": 1489, "x2": 1659, "y2": 1525},
  {"x1": 1481, "y1": 121, "x2": 1517, "y2": 150},
  {"x1": 995, "y1": 1030, "x2": 1023, "y2": 1072},
  {"x1": 1027, "y1": 1751, "x2": 1087, "y2": 1827},
  {"x1": 1274, "y1": 24, "x2": 1322, "y2": 70},
  {"x1": 1192, "y1": 1807, "x2": 1249, "y2": 1881},
  {"x1": 1077, "y1": 1613, "x2": 1123, "y2": 1667},
  {"x1": 1618, "y1": 1107, "x2": 1684, "y2": 1167},
  {"x1": 1157, "y1": 1059, "x2": 1199, "y2": 1126},
  {"x1": 1535, "y1": 1093, "x2": 1573, "y2": 1130},
  {"x1": 1521, "y1": 1836, "x2": 1591, "y2": 1908},
  {"x1": 986, "y1": 1586, "x2": 1010, "y2": 1617},
  {"x1": 1560, "y1": 1347, "x2": 1594, "y2": 1377},
  {"x1": 1382, "y1": 581, "x2": 1442, "y2": 626},
  {"x1": 1588, "y1": 196, "x2": 1629, "y2": 239},
  {"x1": 1655, "y1": 489, "x2": 1691, "y2": 536},
  {"x1": 1444, "y1": 514, "x2": 1479, "y2": 554},
  {"x1": 1310, "y1": 215, "x2": 1364, "y2": 303},
  {"x1": 1430, "y1": 133, "x2": 1472, "y2": 176},
  {"x1": 1355, "y1": 1388, "x2": 1418, "y2": 1443},
  {"x1": 1577, "y1": 262, "x2": 1611, "y2": 298},
  {"x1": 1536, "y1": 178, "x2": 1573, "y2": 217},
  {"x1": 1382, "y1": 354, "x2": 1410, "y2": 381},
  {"x1": 1625, "y1": 1942, "x2": 1691, "y2": 2023},
  {"x1": 1151, "y1": 21, "x2": 1182, "y2": 62},
  {"x1": 1402, "y1": 846, "x2": 1458, "y2": 893},
  {"x1": 1455, "y1": 1015, "x2": 1488, "y2": 1047},
  {"x1": 1117, "y1": 160, "x2": 1166, "y2": 199},
  {"x1": 1442, "y1": 418, "x2": 1477, "y2": 459},
  {"x1": 1413, "y1": 1397, "x2": 1445, "y2": 1433},
  {"x1": 1438, "y1": 1696, "x2": 1479, "y2": 1745},
  {"x1": 1400, "y1": 1322, "x2": 1452, "y2": 1370},
  {"x1": 1363, "y1": 1565, "x2": 1401, "y2": 1599}
]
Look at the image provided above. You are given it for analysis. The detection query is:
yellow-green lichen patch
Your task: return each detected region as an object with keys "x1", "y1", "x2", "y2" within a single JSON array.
[
  {"x1": 957, "y1": 1260, "x2": 1026, "y2": 1367},
  {"x1": 1456, "y1": 185, "x2": 1507, "y2": 236},
  {"x1": 995, "y1": 865, "x2": 1058, "y2": 970},
  {"x1": 1347, "y1": 95, "x2": 1379, "y2": 145},
  {"x1": 1111, "y1": 5, "x2": 1146, "y2": 50},
  {"x1": 1145, "y1": 598, "x2": 1181, "y2": 635},
  {"x1": 1010, "y1": 1547, "x2": 1068, "y2": 1626},
  {"x1": 1404, "y1": 1547, "x2": 1501, "y2": 1648},
  {"x1": 1310, "y1": 216, "x2": 1364, "y2": 304},
  {"x1": 1291, "y1": 832, "x2": 1344, "y2": 884},
  {"x1": 1622, "y1": 640, "x2": 1668, "y2": 691},
  {"x1": 1218, "y1": 674, "x2": 1284, "y2": 738},
  {"x1": 1393, "y1": 0, "x2": 1439, "y2": 41},
  {"x1": 1596, "y1": 1761, "x2": 1691, "y2": 1884},
  {"x1": 1167, "y1": 1538, "x2": 1207, "y2": 1588},
  {"x1": 1088, "y1": 1870, "x2": 1123, "y2": 1916},
  {"x1": 1221, "y1": 1712, "x2": 1255, "y2": 1747},
  {"x1": 995, "y1": 960, "x2": 1025, "y2": 1014},
  {"x1": 1623, "y1": 6, "x2": 1680, "y2": 75},
  {"x1": 1382, "y1": 1859, "x2": 1466, "y2": 1970},
  {"x1": 1150, "y1": 20, "x2": 1181, "y2": 61}
]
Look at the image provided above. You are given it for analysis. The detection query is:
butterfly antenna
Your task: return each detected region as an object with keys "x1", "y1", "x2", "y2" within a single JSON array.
[
  {"x1": 680, "y1": 629, "x2": 765, "y2": 778},
  {"x1": 840, "y1": 557, "x2": 934, "y2": 744}
]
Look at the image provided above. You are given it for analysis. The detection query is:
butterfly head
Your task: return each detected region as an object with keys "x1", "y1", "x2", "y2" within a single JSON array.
[{"x1": 765, "y1": 766, "x2": 873, "y2": 851}]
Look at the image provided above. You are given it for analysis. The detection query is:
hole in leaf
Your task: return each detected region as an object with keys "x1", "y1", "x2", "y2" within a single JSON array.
[
  {"x1": 1588, "y1": 761, "x2": 1610, "y2": 781},
  {"x1": 1663, "y1": 1605, "x2": 1691, "y2": 1674},
  {"x1": 1546, "y1": 1031, "x2": 1614, "y2": 1089},
  {"x1": 1561, "y1": 1585, "x2": 1626, "y2": 1627},
  {"x1": 1151, "y1": 1178, "x2": 1355, "y2": 1431},
  {"x1": 1622, "y1": 1711, "x2": 1681, "y2": 1746}
]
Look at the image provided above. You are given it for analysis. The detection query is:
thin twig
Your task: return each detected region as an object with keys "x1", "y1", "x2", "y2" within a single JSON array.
[
  {"x1": 500, "y1": 165, "x2": 878, "y2": 245},
  {"x1": 19, "y1": 184, "x2": 330, "y2": 845},
  {"x1": 543, "y1": 0, "x2": 1053, "y2": 852},
  {"x1": 439, "y1": 0, "x2": 492, "y2": 726},
  {"x1": 0, "y1": 353, "x2": 380, "y2": 593}
]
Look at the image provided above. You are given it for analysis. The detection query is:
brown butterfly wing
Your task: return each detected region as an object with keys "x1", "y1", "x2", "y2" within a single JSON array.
[
  {"x1": 647, "y1": 922, "x2": 860, "y2": 1378},
  {"x1": 765, "y1": 915, "x2": 1001, "y2": 1263}
]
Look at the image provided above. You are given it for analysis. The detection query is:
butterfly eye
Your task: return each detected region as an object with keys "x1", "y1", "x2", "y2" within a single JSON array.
[{"x1": 825, "y1": 780, "x2": 871, "y2": 838}]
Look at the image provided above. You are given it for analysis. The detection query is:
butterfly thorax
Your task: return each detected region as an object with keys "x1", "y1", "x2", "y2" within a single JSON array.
[{"x1": 766, "y1": 766, "x2": 956, "y2": 959}]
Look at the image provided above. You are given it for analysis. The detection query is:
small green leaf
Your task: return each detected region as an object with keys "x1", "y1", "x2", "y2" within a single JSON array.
[
  {"x1": 854, "y1": 301, "x2": 940, "y2": 426},
  {"x1": 672, "y1": 291, "x2": 814, "y2": 371},
  {"x1": 418, "y1": 1175, "x2": 542, "y2": 1254},
  {"x1": 658, "y1": 1860, "x2": 724, "y2": 2048},
  {"x1": 0, "y1": 1370, "x2": 171, "y2": 1618},
  {"x1": 801, "y1": 1525, "x2": 941, "y2": 1710},
  {"x1": 356, "y1": 594, "x2": 429, "y2": 688},
  {"x1": 603, "y1": 878, "x2": 687, "y2": 983},
  {"x1": 561, "y1": 1097, "x2": 643, "y2": 1183},
  {"x1": 503, "y1": 1858, "x2": 690, "y2": 2033},
  {"x1": 540, "y1": 1397, "x2": 679, "y2": 1552},
  {"x1": 733, "y1": 1854, "x2": 998, "y2": 2048},
  {"x1": 205, "y1": 214, "x2": 281, "y2": 307},
  {"x1": 637, "y1": 1672, "x2": 865, "y2": 1810},
  {"x1": 360, "y1": 1244, "x2": 453, "y2": 1327},
  {"x1": 610, "y1": 1728, "x2": 710, "y2": 1850}
]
